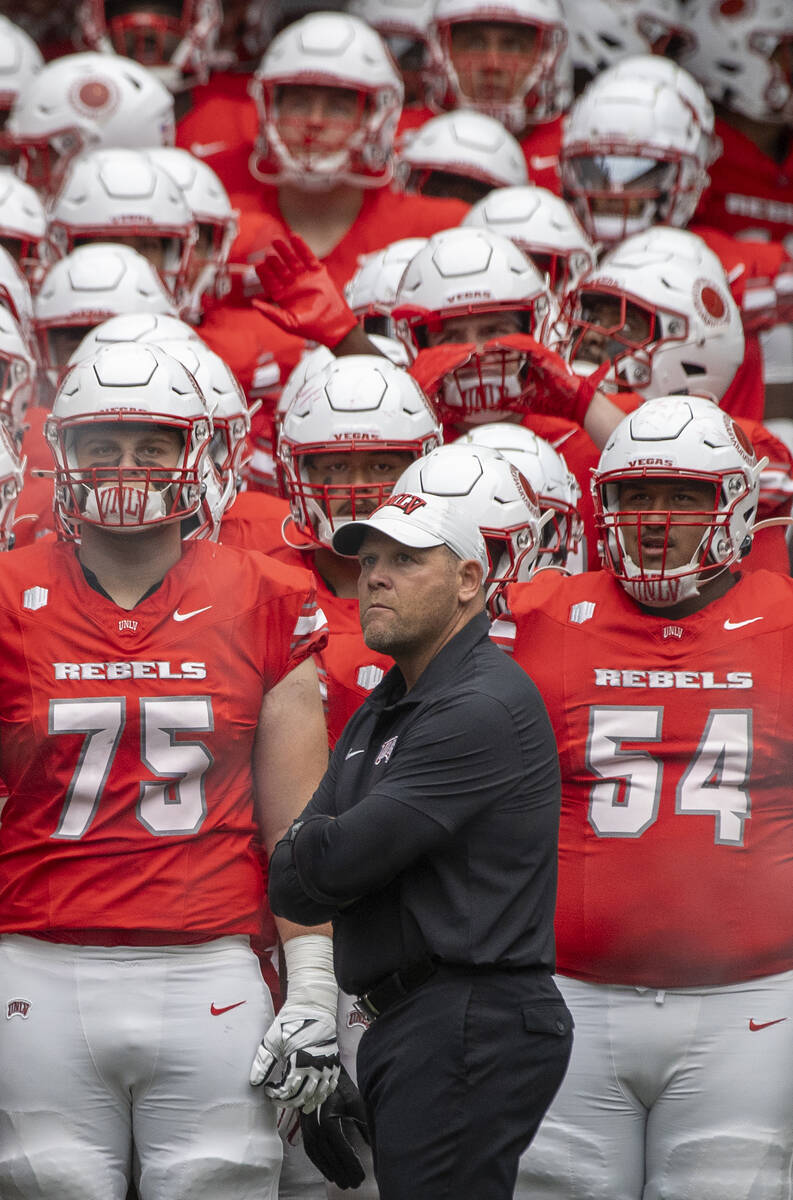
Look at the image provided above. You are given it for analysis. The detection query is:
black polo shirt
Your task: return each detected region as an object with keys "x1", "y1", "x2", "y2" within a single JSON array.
[{"x1": 269, "y1": 611, "x2": 561, "y2": 996}]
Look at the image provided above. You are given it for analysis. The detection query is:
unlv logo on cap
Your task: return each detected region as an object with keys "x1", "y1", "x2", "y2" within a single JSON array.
[
  {"x1": 69, "y1": 77, "x2": 120, "y2": 119},
  {"x1": 385, "y1": 493, "x2": 428, "y2": 516}
]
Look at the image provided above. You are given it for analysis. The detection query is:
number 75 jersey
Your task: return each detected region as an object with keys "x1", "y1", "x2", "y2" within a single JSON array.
[
  {"x1": 503, "y1": 568, "x2": 793, "y2": 989},
  {"x1": 0, "y1": 539, "x2": 327, "y2": 939}
]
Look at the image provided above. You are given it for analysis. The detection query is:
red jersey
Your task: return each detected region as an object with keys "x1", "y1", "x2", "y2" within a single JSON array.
[
  {"x1": 695, "y1": 119, "x2": 793, "y2": 246},
  {"x1": 521, "y1": 117, "x2": 563, "y2": 196},
  {"x1": 505, "y1": 567, "x2": 793, "y2": 987},
  {"x1": 220, "y1": 495, "x2": 393, "y2": 745},
  {"x1": 175, "y1": 70, "x2": 259, "y2": 200},
  {"x1": 228, "y1": 185, "x2": 469, "y2": 290},
  {"x1": 0, "y1": 539, "x2": 327, "y2": 938}
]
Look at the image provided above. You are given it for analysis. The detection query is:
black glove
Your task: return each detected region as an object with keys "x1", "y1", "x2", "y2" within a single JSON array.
[{"x1": 300, "y1": 1064, "x2": 370, "y2": 1190}]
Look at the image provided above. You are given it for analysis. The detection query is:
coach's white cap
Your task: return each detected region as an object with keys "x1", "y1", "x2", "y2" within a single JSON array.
[{"x1": 332, "y1": 489, "x2": 490, "y2": 575}]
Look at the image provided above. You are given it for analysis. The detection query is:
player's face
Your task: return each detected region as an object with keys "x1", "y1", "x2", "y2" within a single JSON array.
[
  {"x1": 357, "y1": 530, "x2": 462, "y2": 655},
  {"x1": 426, "y1": 309, "x2": 524, "y2": 349},
  {"x1": 73, "y1": 421, "x2": 185, "y2": 488},
  {"x1": 617, "y1": 476, "x2": 717, "y2": 571},
  {"x1": 47, "y1": 326, "x2": 98, "y2": 370},
  {"x1": 275, "y1": 84, "x2": 364, "y2": 159},
  {"x1": 303, "y1": 448, "x2": 416, "y2": 520},
  {"x1": 449, "y1": 19, "x2": 539, "y2": 104},
  {"x1": 572, "y1": 292, "x2": 654, "y2": 367},
  {"x1": 77, "y1": 233, "x2": 175, "y2": 273}
]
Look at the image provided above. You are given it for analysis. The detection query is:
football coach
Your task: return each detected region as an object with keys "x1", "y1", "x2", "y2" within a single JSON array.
[{"x1": 268, "y1": 489, "x2": 573, "y2": 1200}]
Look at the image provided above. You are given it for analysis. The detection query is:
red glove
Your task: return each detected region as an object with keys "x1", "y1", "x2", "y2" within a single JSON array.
[
  {"x1": 408, "y1": 343, "x2": 477, "y2": 397},
  {"x1": 250, "y1": 233, "x2": 358, "y2": 348},
  {"x1": 485, "y1": 335, "x2": 610, "y2": 425}
]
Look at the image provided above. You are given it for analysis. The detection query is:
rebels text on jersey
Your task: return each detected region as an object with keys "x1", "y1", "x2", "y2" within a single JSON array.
[
  {"x1": 503, "y1": 568, "x2": 793, "y2": 988},
  {"x1": 0, "y1": 539, "x2": 327, "y2": 940}
]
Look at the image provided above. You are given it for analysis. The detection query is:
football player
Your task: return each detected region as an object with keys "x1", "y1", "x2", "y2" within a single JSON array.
[
  {"x1": 0, "y1": 342, "x2": 336, "y2": 1200},
  {"x1": 505, "y1": 394, "x2": 793, "y2": 1199}
]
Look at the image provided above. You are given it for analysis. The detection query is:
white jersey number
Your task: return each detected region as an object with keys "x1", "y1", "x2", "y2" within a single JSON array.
[
  {"x1": 587, "y1": 705, "x2": 752, "y2": 845},
  {"x1": 49, "y1": 696, "x2": 214, "y2": 840}
]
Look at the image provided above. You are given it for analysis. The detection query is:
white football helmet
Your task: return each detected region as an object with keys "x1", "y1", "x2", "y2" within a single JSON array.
[
  {"x1": 0, "y1": 307, "x2": 38, "y2": 436},
  {"x1": 76, "y1": 0, "x2": 222, "y2": 92},
  {"x1": 346, "y1": 0, "x2": 440, "y2": 105},
  {"x1": 0, "y1": 244, "x2": 36, "y2": 352},
  {"x1": 563, "y1": 0, "x2": 690, "y2": 83},
  {"x1": 393, "y1": 442, "x2": 549, "y2": 613},
  {"x1": 46, "y1": 342, "x2": 213, "y2": 536},
  {"x1": 0, "y1": 172, "x2": 48, "y2": 288},
  {"x1": 34, "y1": 244, "x2": 179, "y2": 386},
  {"x1": 0, "y1": 418, "x2": 25, "y2": 551},
  {"x1": 249, "y1": 12, "x2": 404, "y2": 190},
  {"x1": 278, "y1": 354, "x2": 441, "y2": 547},
  {"x1": 344, "y1": 238, "x2": 429, "y2": 339},
  {"x1": 68, "y1": 311, "x2": 203, "y2": 361},
  {"x1": 0, "y1": 17, "x2": 44, "y2": 167},
  {"x1": 560, "y1": 63, "x2": 715, "y2": 245},
  {"x1": 7, "y1": 52, "x2": 175, "y2": 196},
  {"x1": 593, "y1": 394, "x2": 763, "y2": 607},
  {"x1": 462, "y1": 184, "x2": 596, "y2": 298},
  {"x1": 146, "y1": 147, "x2": 239, "y2": 321},
  {"x1": 455, "y1": 421, "x2": 584, "y2": 570},
  {"x1": 66, "y1": 311, "x2": 243, "y2": 539},
  {"x1": 563, "y1": 226, "x2": 745, "y2": 402},
  {"x1": 393, "y1": 226, "x2": 555, "y2": 420},
  {"x1": 48, "y1": 148, "x2": 197, "y2": 305},
  {"x1": 46, "y1": 342, "x2": 214, "y2": 538},
  {"x1": 398, "y1": 110, "x2": 528, "y2": 201},
  {"x1": 430, "y1": 0, "x2": 570, "y2": 129},
  {"x1": 680, "y1": 0, "x2": 793, "y2": 124}
]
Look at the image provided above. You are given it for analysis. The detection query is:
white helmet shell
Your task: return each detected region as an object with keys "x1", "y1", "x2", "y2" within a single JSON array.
[
  {"x1": 250, "y1": 12, "x2": 404, "y2": 190},
  {"x1": 7, "y1": 52, "x2": 175, "y2": 195},
  {"x1": 0, "y1": 172, "x2": 48, "y2": 288},
  {"x1": 278, "y1": 353, "x2": 441, "y2": 546},
  {"x1": 344, "y1": 237, "x2": 429, "y2": 337},
  {"x1": 563, "y1": 0, "x2": 689, "y2": 81},
  {"x1": 48, "y1": 148, "x2": 197, "y2": 305},
  {"x1": 0, "y1": 418, "x2": 25, "y2": 551},
  {"x1": 46, "y1": 342, "x2": 214, "y2": 538},
  {"x1": 430, "y1": 0, "x2": 570, "y2": 128},
  {"x1": 146, "y1": 146, "x2": 239, "y2": 319},
  {"x1": 680, "y1": 0, "x2": 793, "y2": 124},
  {"x1": 455, "y1": 421, "x2": 584, "y2": 569},
  {"x1": 462, "y1": 184, "x2": 596, "y2": 297},
  {"x1": 34, "y1": 244, "x2": 179, "y2": 384},
  {"x1": 398, "y1": 110, "x2": 529, "y2": 195},
  {"x1": 593, "y1": 393, "x2": 763, "y2": 606},
  {"x1": 393, "y1": 441, "x2": 548, "y2": 612},
  {"x1": 564, "y1": 225, "x2": 744, "y2": 402},
  {"x1": 561, "y1": 64, "x2": 714, "y2": 244}
]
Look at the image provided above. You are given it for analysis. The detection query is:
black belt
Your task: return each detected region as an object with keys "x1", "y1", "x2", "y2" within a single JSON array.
[{"x1": 354, "y1": 957, "x2": 438, "y2": 1021}]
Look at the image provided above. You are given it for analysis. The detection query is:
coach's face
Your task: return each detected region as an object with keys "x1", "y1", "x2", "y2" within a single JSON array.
[{"x1": 357, "y1": 531, "x2": 471, "y2": 658}]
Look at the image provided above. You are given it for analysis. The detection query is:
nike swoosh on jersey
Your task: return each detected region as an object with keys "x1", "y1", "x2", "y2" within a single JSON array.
[
  {"x1": 173, "y1": 605, "x2": 213, "y2": 622},
  {"x1": 211, "y1": 1001, "x2": 247, "y2": 1016},
  {"x1": 530, "y1": 155, "x2": 559, "y2": 170},
  {"x1": 190, "y1": 141, "x2": 229, "y2": 157},
  {"x1": 748, "y1": 1017, "x2": 788, "y2": 1031},
  {"x1": 723, "y1": 617, "x2": 763, "y2": 630},
  {"x1": 345, "y1": 749, "x2": 366, "y2": 759}
]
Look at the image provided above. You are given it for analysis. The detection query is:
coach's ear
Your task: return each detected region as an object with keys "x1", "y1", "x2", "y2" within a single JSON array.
[{"x1": 458, "y1": 556, "x2": 485, "y2": 605}]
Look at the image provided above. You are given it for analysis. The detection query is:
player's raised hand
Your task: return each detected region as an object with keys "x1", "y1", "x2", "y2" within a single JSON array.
[{"x1": 251, "y1": 233, "x2": 358, "y2": 347}]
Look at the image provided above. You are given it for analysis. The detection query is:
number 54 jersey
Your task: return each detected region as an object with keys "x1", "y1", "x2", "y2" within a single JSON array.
[
  {"x1": 0, "y1": 539, "x2": 327, "y2": 940},
  {"x1": 503, "y1": 568, "x2": 793, "y2": 989}
]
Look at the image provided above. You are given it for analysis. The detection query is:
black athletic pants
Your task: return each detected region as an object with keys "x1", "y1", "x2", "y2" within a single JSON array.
[{"x1": 356, "y1": 965, "x2": 573, "y2": 1200}]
